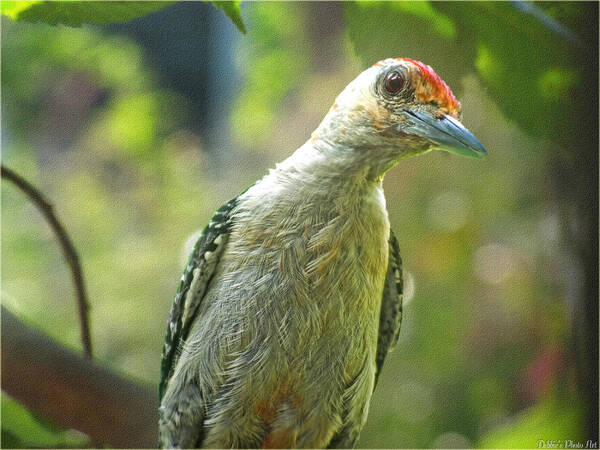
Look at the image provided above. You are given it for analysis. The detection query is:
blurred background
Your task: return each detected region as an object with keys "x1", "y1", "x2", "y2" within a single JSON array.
[{"x1": 2, "y1": 2, "x2": 598, "y2": 448}]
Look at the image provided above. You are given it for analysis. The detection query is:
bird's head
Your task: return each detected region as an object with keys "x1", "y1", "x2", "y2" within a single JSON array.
[{"x1": 311, "y1": 58, "x2": 487, "y2": 177}]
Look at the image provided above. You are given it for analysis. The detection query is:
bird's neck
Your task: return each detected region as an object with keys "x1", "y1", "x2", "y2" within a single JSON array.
[
  {"x1": 274, "y1": 141, "x2": 371, "y2": 188},
  {"x1": 281, "y1": 138, "x2": 397, "y2": 185},
  {"x1": 247, "y1": 140, "x2": 387, "y2": 219},
  {"x1": 308, "y1": 110, "x2": 405, "y2": 181}
]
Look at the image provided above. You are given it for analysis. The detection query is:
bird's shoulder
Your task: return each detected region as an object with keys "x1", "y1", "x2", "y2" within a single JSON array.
[{"x1": 159, "y1": 197, "x2": 238, "y2": 401}]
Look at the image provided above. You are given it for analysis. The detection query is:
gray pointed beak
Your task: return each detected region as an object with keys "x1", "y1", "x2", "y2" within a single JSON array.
[{"x1": 402, "y1": 110, "x2": 487, "y2": 159}]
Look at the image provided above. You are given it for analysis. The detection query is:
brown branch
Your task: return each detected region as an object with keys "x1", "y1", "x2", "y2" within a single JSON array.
[
  {"x1": 1, "y1": 306, "x2": 158, "y2": 448},
  {"x1": 1, "y1": 164, "x2": 92, "y2": 358}
]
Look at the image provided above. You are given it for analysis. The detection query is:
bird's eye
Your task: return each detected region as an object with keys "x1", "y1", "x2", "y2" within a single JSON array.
[{"x1": 384, "y1": 71, "x2": 405, "y2": 94}]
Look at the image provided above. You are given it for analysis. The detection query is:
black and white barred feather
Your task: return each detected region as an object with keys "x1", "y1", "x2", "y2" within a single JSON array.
[
  {"x1": 374, "y1": 230, "x2": 403, "y2": 387},
  {"x1": 159, "y1": 198, "x2": 238, "y2": 401}
]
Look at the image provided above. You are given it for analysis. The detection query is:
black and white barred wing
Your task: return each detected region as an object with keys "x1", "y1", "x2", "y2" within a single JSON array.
[
  {"x1": 375, "y1": 229, "x2": 403, "y2": 387},
  {"x1": 159, "y1": 198, "x2": 237, "y2": 401}
]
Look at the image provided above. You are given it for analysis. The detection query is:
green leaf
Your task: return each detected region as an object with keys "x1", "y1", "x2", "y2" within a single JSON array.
[
  {"x1": 344, "y1": 2, "x2": 469, "y2": 90},
  {"x1": 432, "y1": 2, "x2": 580, "y2": 144},
  {"x1": 345, "y1": 1, "x2": 589, "y2": 146},
  {"x1": 1, "y1": 1, "x2": 246, "y2": 35},
  {"x1": 1, "y1": 394, "x2": 89, "y2": 447},
  {"x1": 1, "y1": 1, "x2": 174, "y2": 26},
  {"x1": 211, "y1": 1, "x2": 246, "y2": 34},
  {"x1": 478, "y1": 392, "x2": 584, "y2": 448},
  {"x1": 0, "y1": 1, "x2": 41, "y2": 19}
]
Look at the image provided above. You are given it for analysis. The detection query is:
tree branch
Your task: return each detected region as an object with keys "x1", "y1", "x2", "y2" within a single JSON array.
[
  {"x1": 1, "y1": 164, "x2": 92, "y2": 358},
  {"x1": 1, "y1": 306, "x2": 157, "y2": 448}
]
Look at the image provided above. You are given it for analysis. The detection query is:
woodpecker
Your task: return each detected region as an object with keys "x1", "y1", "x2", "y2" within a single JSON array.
[{"x1": 158, "y1": 58, "x2": 486, "y2": 449}]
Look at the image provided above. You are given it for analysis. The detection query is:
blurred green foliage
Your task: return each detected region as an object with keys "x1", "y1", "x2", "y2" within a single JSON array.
[
  {"x1": 479, "y1": 391, "x2": 583, "y2": 448},
  {"x1": 1, "y1": 2, "x2": 593, "y2": 448},
  {"x1": 1, "y1": 396, "x2": 88, "y2": 448},
  {"x1": 2, "y1": 16, "x2": 203, "y2": 375},
  {"x1": 231, "y1": 2, "x2": 309, "y2": 146},
  {"x1": 345, "y1": 2, "x2": 588, "y2": 146}
]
